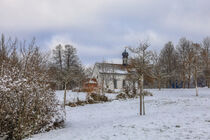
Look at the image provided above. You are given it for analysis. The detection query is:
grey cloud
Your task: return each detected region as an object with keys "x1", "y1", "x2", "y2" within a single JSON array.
[{"x1": 1, "y1": 0, "x2": 210, "y2": 65}]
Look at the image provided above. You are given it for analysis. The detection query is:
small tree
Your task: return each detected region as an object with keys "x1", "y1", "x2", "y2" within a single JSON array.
[
  {"x1": 52, "y1": 44, "x2": 85, "y2": 108},
  {"x1": 202, "y1": 37, "x2": 210, "y2": 87},
  {"x1": 177, "y1": 38, "x2": 191, "y2": 88},
  {"x1": 151, "y1": 51, "x2": 169, "y2": 90},
  {"x1": 159, "y1": 41, "x2": 178, "y2": 88},
  {"x1": 191, "y1": 43, "x2": 202, "y2": 96},
  {"x1": 129, "y1": 41, "x2": 153, "y2": 116}
]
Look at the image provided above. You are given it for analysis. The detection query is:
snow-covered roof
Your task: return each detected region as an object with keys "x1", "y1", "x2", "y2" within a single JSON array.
[
  {"x1": 95, "y1": 63, "x2": 130, "y2": 75},
  {"x1": 88, "y1": 80, "x2": 97, "y2": 84},
  {"x1": 85, "y1": 78, "x2": 98, "y2": 84}
]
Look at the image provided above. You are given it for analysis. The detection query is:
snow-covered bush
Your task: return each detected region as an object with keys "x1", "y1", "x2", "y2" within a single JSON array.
[
  {"x1": 116, "y1": 90, "x2": 152, "y2": 99},
  {"x1": 143, "y1": 90, "x2": 153, "y2": 96},
  {"x1": 0, "y1": 46, "x2": 64, "y2": 139},
  {"x1": 89, "y1": 93, "x2": 108, "y2": 102},
  {"x1": 116, "y1": 86, "x2": 137, "y2": 99},
  {"x1": 68, "y1": 93, "x2": 109, "y2": 107},
  {"x1": 116, "y1": 92, "x2": 136, "y2": 99}
]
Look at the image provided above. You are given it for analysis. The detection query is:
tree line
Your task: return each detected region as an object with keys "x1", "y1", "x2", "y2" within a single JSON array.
[
  {"x1": 127, "y1": 37, "x2": 210, "y2": 115},
  {"x1": 129, "y1": 37, "x2": 210, "y2": 91},
  {"x1": 49, "y1": 36, "x2": 210, "y2": 93}
]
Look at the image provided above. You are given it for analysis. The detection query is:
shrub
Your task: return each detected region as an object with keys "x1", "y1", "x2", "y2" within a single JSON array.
[
  {"x1": 116, "y1": 93, "x2": 127, "y2": 99},
  {"x1": 143, "y1": 90, "x2": 153, "y2": 96},
  {"x1": 90, "y1": 93, "x2": 108, "y2": 102},
  {"x1": 106, "y1": 89, "x2": 114, "y2": 93},
  {"x1": 116, "y1": 90, "x2": 153, "y2": 99},
  {"x1": 0, "y1": 53, "x2": 64, "y2": 139},
  {"x1": 116, "y1": 92, "x2": 136, "y2": 99}
]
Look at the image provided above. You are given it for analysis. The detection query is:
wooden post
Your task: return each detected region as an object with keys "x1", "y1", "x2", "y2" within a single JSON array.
[{"x1": 158, "y1": 77, "x2": 161, "y2": 91}]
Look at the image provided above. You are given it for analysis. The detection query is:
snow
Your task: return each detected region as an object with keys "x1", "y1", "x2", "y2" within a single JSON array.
[
  {"x1": 114, "y1": 70, "x2": 128, "y2": 74},
  {"x1": 55, "y1": 90, "x2": 117, "y2": 103},
  {"x1": 27, "y1": 88, "x2": 210, "y2": 140},
  {"x1": 55, "y1": 90, "x2": 87, "y2": 103},
  {"x1": 87, "y1": 80, "x2": 97, "y2": 84},
  {"x1": 99, "y1": 69, "x2": 128, "y2": 74}
]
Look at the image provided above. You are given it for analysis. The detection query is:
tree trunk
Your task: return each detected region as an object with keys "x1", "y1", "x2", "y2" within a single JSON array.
[
  {"x1": 64, "y1": 82, "x2": 67, "y2": 108},
  {"x1": 206, "y1": 80, "x2": 208, "y2": 88},
  {"x1": 194, "y1": 67, "x2": 198, "y2": 96},
  {"x1": 139, "y1": 74, "x2": 145, "y2": 116},
  {"x1": 143, "y1": 94, "x2": 145, "y2": 115},
  {"x1": 101, "y1": 78, "x2": 104, "y2": 95},
  {"x1": 188, "y1": 75, "x2": 190, "y2": 88},
  {"x1": 195, "y1": 82, "x2": 198, "y2": 96},
  {"x1": 140, "y1": 93, "x2": 142, "y2": 115},
  {"x1": 139, "y1": 79, "x2": 142, "y2": 116},
  {"x1": 142, "y1": 75, "x2": 145, "y2": 115},
  {"x1": 158, "y1": 77, "x2": 161, "y2": 91},
  {"x1": 183, "y1": 74, "x2": 186, "y2": 88}
]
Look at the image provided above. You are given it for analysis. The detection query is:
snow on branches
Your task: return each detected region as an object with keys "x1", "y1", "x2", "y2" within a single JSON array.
[{"x1": 0, "y1": 39, "x2": 64, "y2": 139}]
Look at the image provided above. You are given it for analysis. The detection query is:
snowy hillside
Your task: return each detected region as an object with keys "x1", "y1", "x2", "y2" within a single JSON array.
[{"x1": 27, "y1": 88, "x2": 210, "y2": 140}]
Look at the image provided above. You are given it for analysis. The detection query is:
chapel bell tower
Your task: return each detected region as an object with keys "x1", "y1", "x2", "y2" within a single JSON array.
[{"x1": 122, "y1": 49, "x2": 129, "y2": 66}]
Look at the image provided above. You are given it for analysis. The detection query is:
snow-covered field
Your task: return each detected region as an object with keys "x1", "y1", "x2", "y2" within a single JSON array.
[
  {"x1": 55, "y1": 90, "x2": 117, "y2": 103},
  {"x1": 27, "y1": 88, "x2": 210, "y2": 140}
]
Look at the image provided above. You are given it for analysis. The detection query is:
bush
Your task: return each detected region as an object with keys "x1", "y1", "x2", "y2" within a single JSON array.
[
  {"x1": 116, "y1": 92, "x2": 136, "y2": 99},
  {"x1": 86, "y1": 98, "x2": 95, "y2": 104},
  {"x1": 106, "y1": 89, "x2": 114, "y2": 93},
  {"x1": 116, "y1": 87, "x2": 137, "y2": 99},
  {"x1": 143, "y1": 90, "x2": 153, "y2": 96},
  {"x1": 116, "y1": 93, "x2": 127, "y2": 99},
  {"x1": 116, "y1": 90, "x2": 153, "y2": 99},
  {"x1": 68, "y1": 93, "x2": 108, "y2": 107},
  {"x1": 90, "y1": 93, "x2": 108, "y2": 102},
  {"x1": 0, "y1": 56, "x2": 64, "y2": 139}
]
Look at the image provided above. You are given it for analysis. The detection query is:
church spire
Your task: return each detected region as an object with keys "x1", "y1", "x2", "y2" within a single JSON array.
[{"x1": 122, "y1": 49, "x2": 129, "y2": 66}]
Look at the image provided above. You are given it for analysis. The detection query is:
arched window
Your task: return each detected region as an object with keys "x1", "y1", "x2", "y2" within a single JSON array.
[
  {"x1": 123, "y1": 80, "x2": 126, "y2": 88},
  {"x1": 114, "y1": 79, "x2": 117, "y2": 89}
]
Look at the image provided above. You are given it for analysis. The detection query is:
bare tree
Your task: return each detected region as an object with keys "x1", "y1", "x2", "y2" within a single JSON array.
[
  {"x1": 159, "y1": 41, "x2": 178, "y2": 88},
  {"x1": 185, "y1": 42, "x2": 195, "y2": 88},
  {"x1": 0, "y1": 34, "x2": 7, "y2": 64},
  {"x1": 129, "y1": 41, "x2": 153, "y2": 116},
  {"x1": 177, "y1": 38, "x2": 191, "y2": 88},
  {"x1": 202, "y1": 37, "x2": 210, "y2": 87},
  {"x1": 191, "y1": 43, "x2": 202, "y2": 96},
  {"x1": 52, "y1": 44, "x2": 85, "y2": 108},
  {"x1": 52, "y1": 44, "x2": 64, "y2": 89},
  {"x1": 62, "y1": 67, "x2": 79, "y2": 108},
  {"x1": 151, "y1": 51, "x2": 168, "y2": 90}
]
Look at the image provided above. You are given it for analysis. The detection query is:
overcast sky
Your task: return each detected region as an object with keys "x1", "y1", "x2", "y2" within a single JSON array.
[{"x1": 1, "y1": 0, "x2": 210, "y2": 66}]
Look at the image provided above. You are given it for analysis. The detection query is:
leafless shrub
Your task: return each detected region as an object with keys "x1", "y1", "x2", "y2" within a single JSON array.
[{"x1": 0, "y1": 37, "x2": 64, "y2": 139}]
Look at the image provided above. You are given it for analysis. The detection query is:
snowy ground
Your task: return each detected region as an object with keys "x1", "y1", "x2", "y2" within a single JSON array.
[
  {"x1": 55, "y1": 90, "x2": 118, "y2": 103},
  {"x1": 27, "y1": 88, "x2": 210, "y2": 140}
]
